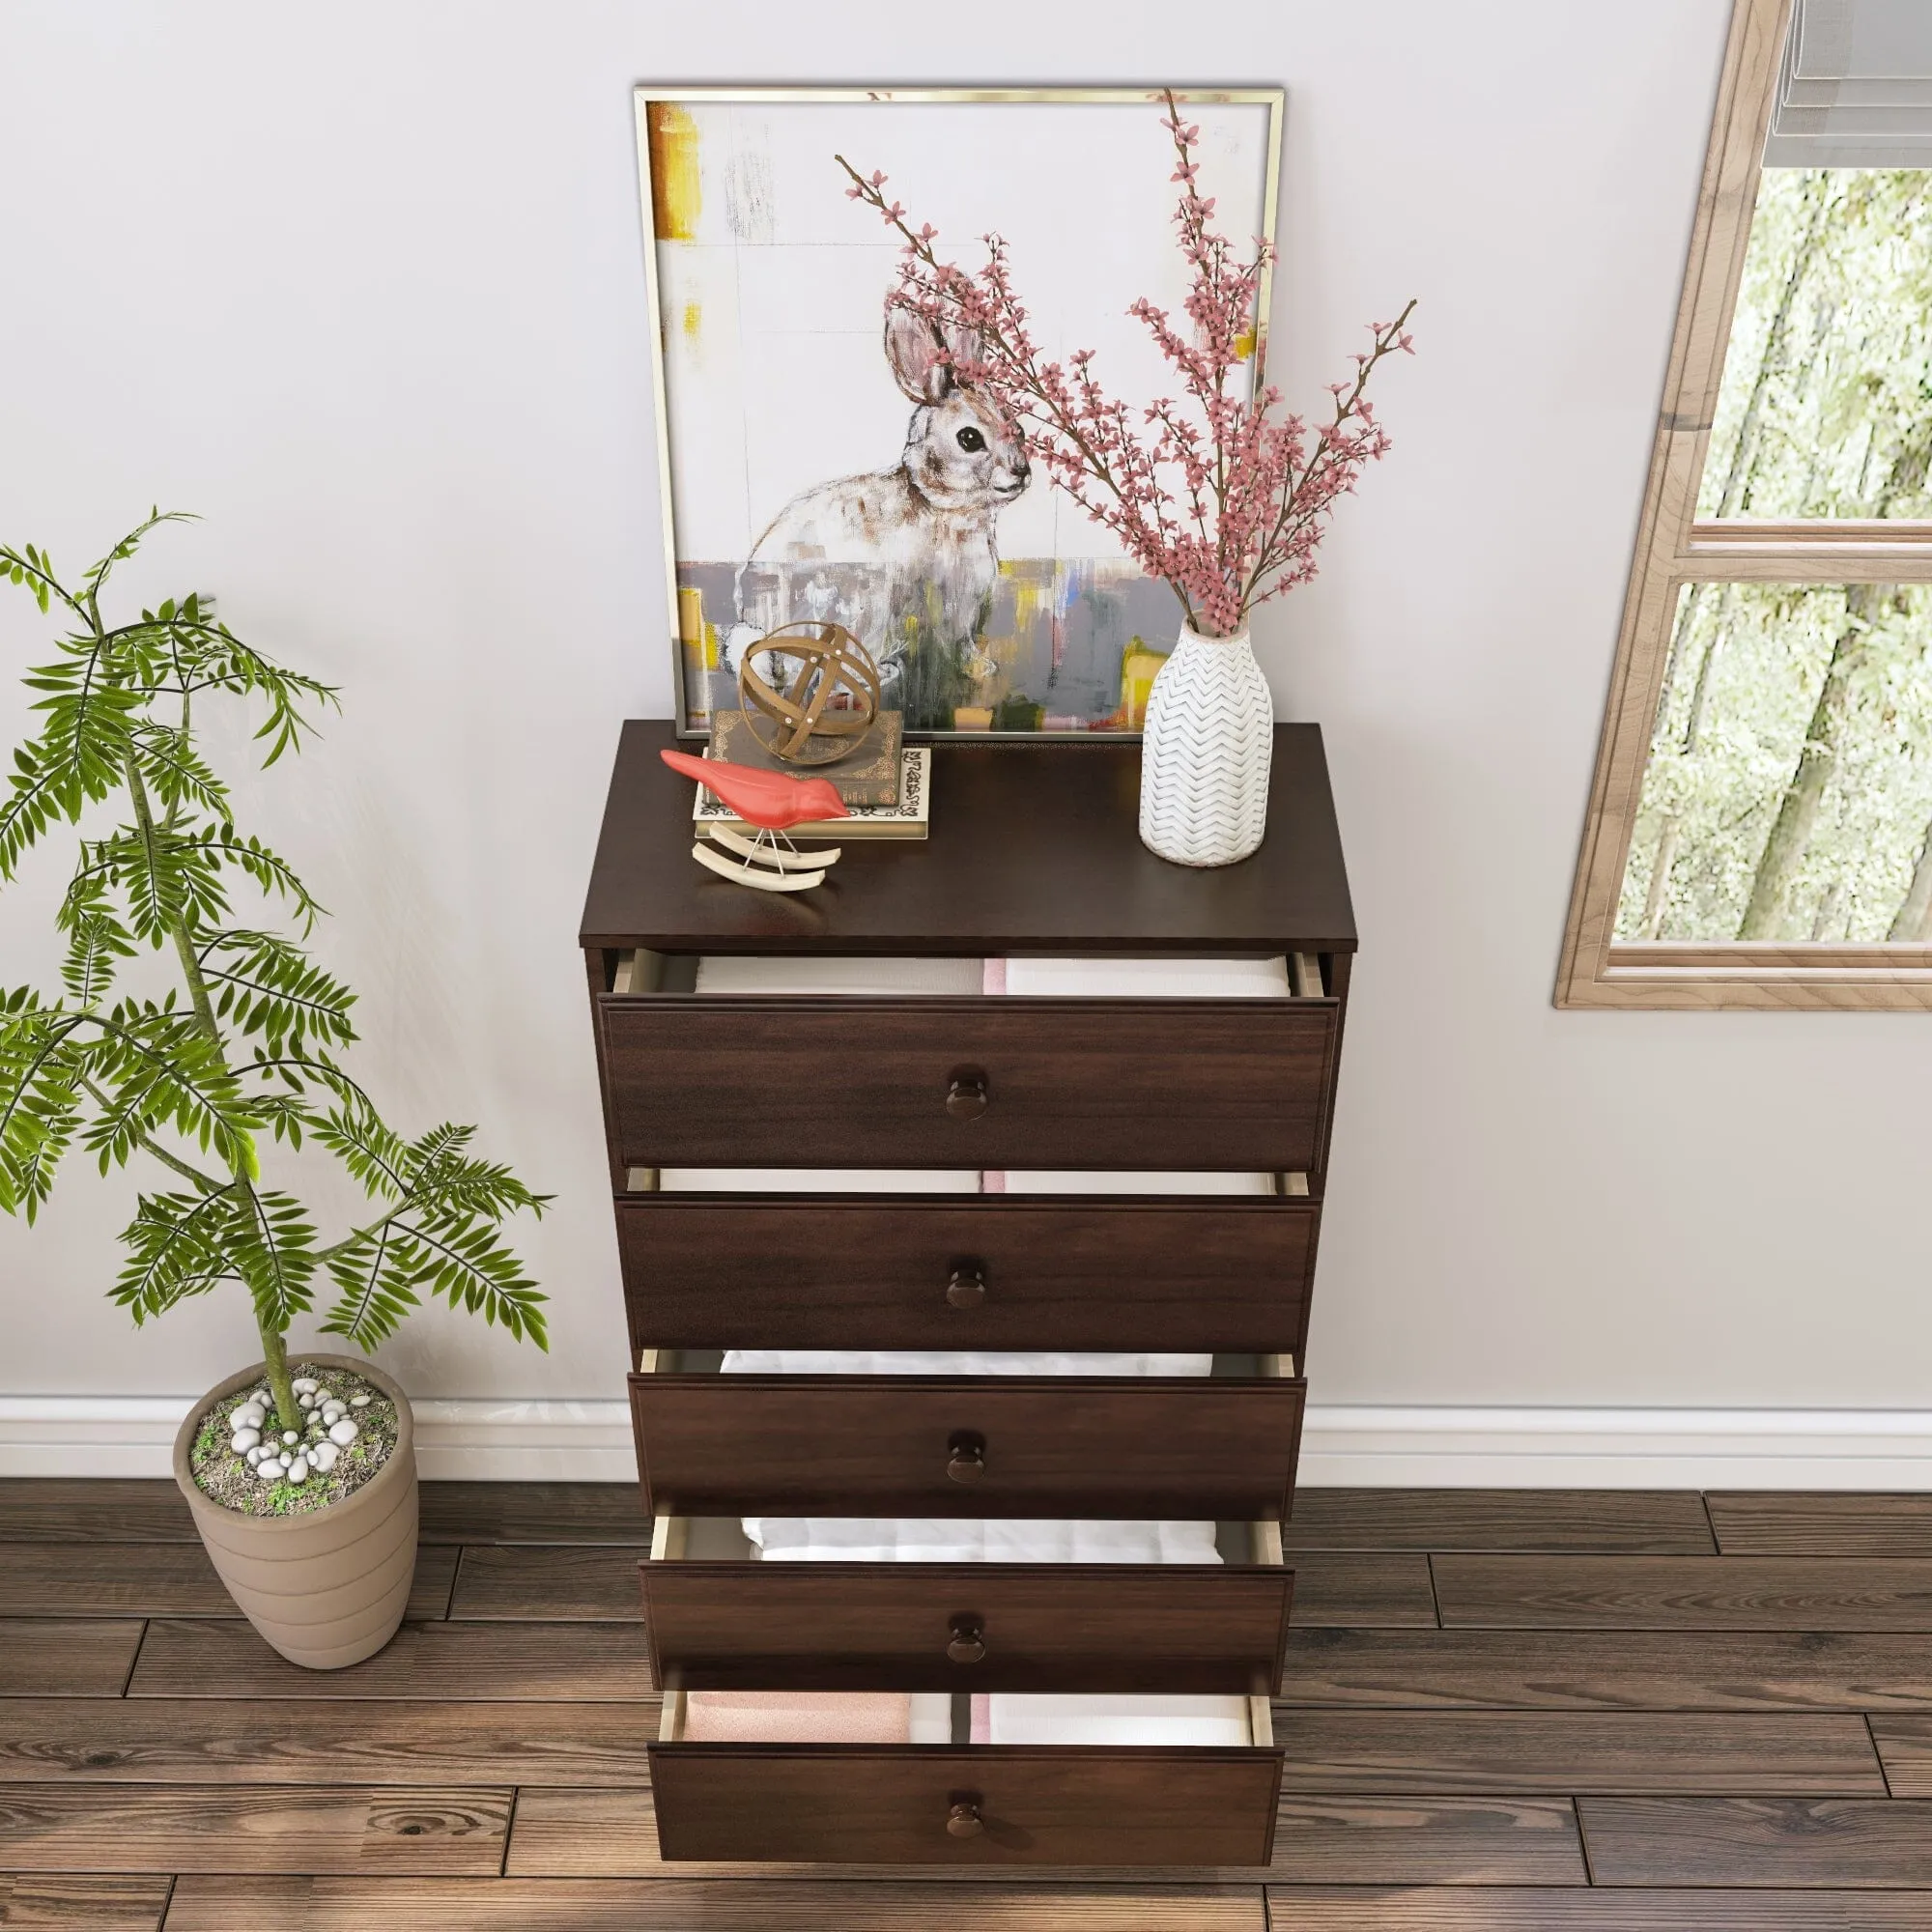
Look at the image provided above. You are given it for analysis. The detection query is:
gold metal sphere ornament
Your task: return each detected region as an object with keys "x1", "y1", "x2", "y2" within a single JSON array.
[{"x1": 736, "y1": 621, "x2": 882, "y2": 766}]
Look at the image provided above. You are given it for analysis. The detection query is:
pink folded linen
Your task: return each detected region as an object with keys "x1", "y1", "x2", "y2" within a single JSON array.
[{"x1": 681, "y1": 1690, "x2": 911, "y2": 1743}]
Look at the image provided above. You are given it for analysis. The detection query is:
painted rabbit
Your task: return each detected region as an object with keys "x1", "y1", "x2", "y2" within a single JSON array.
[{"x1": 725, "y1": 310, "x2": 1031, "y2": 728}]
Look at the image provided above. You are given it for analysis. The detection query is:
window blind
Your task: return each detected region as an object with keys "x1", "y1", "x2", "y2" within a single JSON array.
[{"x1": 1763, "y1": 0, "x2": 1932, "y2": 167}]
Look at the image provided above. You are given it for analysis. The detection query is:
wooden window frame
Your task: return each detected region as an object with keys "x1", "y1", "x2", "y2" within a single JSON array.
[{"x1": 1557, "y1": 0, "x2": 1932, "y2": 1010}]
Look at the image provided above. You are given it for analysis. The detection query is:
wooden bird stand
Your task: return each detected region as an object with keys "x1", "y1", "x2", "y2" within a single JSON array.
[{"x1": 691, "y1": 823, "x2": 843, "y2": 894}]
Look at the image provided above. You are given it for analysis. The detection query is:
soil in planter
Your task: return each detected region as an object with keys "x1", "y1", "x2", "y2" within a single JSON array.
[{"x1": 188, "y1": 1360, "x2": 399, "y2": 1519}]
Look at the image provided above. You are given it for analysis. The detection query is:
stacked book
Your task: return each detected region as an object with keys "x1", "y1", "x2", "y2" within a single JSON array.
[{"x1": 693, "y1": 739, "x2": 930, "y2": 842}]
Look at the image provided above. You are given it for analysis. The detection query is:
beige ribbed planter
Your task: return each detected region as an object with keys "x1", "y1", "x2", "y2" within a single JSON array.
[{"x1": 172, "y1": 1352, "x2": 418, "y2": 1670}]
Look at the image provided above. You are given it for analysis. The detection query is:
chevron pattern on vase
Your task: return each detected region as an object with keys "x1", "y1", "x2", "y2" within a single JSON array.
[{"x1": 1138, "y1": 626, "x2": 1274, "y2": 867}]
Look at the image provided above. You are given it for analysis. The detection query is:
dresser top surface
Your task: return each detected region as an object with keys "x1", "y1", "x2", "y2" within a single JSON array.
[{"x1": 580, "y1": 720, "x2": 1355, "y2": 954}]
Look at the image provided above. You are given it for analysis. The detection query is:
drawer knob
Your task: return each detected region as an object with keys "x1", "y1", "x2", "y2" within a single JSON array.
[
  {"x1": 946, "y1": 1795, "x2": 984, "y2": 1839},
  {"x1": 945, "y1": 1070, "x2": 990, "y2": 1120},
  {"x1": 946, "y1": 1264, "x2": 987, "y2": 1310},
  {"x1": 947, "y1": 1615, "x2": 987, "y2": 1664},
  {"x1": 947, "y1": 1431, "x2": 987, "y2": 1485}
]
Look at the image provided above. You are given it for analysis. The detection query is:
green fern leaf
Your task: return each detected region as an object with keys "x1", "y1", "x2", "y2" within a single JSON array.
[
  {"x1": 318, "y1": 1222, "x2": 424, "y2": 1350},
  {"x1": 0, "y1": 1001, "x2": 91, "y2": 1220},
  {"x1": 308, "y1": 1100, "x2": 411, "y2": 1201},
  {"x1": 113, "y1": 1185, "x2": 239, "y2": 1321},
  {"x1": 389, "y1": 1207, "x2": 549, "y2": 1349},
  {"x1": 200, "y1": 930, "x2": 355, "y2": 1053},
  {"x1": 128, "y1": 721, "x2": 231, "y2": 823},
  {"x1": 226, "y1": 1184, "x2": 320, "y2": 1333}
]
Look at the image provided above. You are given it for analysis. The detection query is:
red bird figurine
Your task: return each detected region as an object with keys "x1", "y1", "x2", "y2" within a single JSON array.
[
  {"x1": 661, "y1": 748, "x2": 851, "y2": 830},
  {"x1": 662, "y1": 747, "x2": 852, "y2": 894}
]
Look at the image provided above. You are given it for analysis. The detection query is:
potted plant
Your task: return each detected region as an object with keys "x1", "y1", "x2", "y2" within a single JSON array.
[
  {"x1": 0, "y1": 513, "x2": 548, "y2": 1667},
  {"x1": 844, "y1": 93, "x2": 1416, "y2": 865}
]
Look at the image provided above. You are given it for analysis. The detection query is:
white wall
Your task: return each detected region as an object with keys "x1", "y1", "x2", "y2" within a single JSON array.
[{"x1": 4, "y1": 0, "x2": 1927, "y2": 1477}]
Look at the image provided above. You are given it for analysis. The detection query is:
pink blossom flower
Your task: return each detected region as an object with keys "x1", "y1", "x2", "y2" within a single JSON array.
[{"x1": 836, "y1": 93, "x2": 1415, "y2": 639}]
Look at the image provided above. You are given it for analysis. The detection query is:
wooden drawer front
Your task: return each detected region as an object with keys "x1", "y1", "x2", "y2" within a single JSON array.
[
  {"x1": 639, "y1": 1560, "x2": 1293, "y2": 1695},
  {"x1": 619, "y1": 1196, "x2": 1316, "y2": 1355},
  {"x1": 627, "y1": 1374, "x2": 1306, "y2": 1520},
  {"x1": 648, "y1": 1742, "x2": 1282, "y2": 1864},
  {"x1": 598, "y1": 995, "x2": 1337, "y2": 1171}
]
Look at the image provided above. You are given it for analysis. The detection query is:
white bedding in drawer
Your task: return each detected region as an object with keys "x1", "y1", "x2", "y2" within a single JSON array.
[
  {"x1": 695, "y1": 955, "x2": 983, "y2": 995},
  {"x1": 743, "y1": 1517, "x2": 1223, "y2": 1564},
  {"x1": 998, "y1": 956, "x2": 1291, "y2": 998},
  {"x1": 984, "y1": 1693, "x2": 1250, "y2": 1746},
  {"x1": 667, "y1": 1168, "x2": 1270, "y2": 1194},
  {"x1": 908, "y1": 1691, "x2": 952, "y2": 1743},
  {"x1": 721, "y1": 1349, "x2": 1211, "y2": 1378},
  {"x1": 657, "y1": 1168, "x2": 982, "y2": 1192},
  {"x1": 995, "y1": 1169, "x2": 1277, "y2": 1196}
]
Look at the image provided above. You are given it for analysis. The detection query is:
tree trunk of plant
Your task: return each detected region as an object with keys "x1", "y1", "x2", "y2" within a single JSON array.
[
  {"x1": 1715, "y1": 176, "x2": 1834, "y2": 522},
  {"x1": 1737, "y1": 587, "x2": 1873, "y2": 940},
  {"x1": 1889, "y1": 823, "x2": 1932, "y2": 940},
  {"x1": 1680, "y1": 584, "x2": 1740, "y2": 755},
  {"x1": 1641, "y1": 585, "x2": 1739, "y2": 936},
  {"x1": 1809, "y1": 875, "x2": 1846, "y2": 941},
  {"x1": 255, "y1": 1320, "x2": 298, "y2": 1441},
  {"x1": 122, "y1": 753, "x2": 301, "y2": 1435},
  {"x1": 1640, "y1": 815, "x2": 1681, "y2": 938},
  {"x1": 1738, "y1": 420, "x2": 1932, "y2": 941}
]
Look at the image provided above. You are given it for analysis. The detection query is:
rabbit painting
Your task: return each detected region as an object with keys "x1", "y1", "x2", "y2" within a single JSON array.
[{"x1": 725, "y1": 310, "x2": 1031, "y2": 729}]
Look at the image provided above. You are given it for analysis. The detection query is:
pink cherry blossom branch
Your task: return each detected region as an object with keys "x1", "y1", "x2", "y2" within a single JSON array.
[
  {"x1": 837, "y1": 91, "x2": 1414, "y2": 638},
  {"x1": 1241, "y1": 303, "x2": 1415, "y2": 611}
]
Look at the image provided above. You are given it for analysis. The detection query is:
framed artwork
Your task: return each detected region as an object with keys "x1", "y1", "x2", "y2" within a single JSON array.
[{"x1": 634, "y1": 87, "x2": 1284, "y2": 738}]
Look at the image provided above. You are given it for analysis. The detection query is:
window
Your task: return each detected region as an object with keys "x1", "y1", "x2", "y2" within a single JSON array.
[{"x1": 1558, "y1": 0, "x2": 1932, "y2": 1008}]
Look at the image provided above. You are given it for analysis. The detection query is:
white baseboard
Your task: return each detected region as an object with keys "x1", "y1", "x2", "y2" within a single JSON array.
[
  {"x1": 1299, "y1": 1405, "x2": 1932, "y2": 1489},
  {"x1": 0, "y1": 1397, "x2": 639, "y2": 1481},
  {"x1": 6, "y1": 1397, "x2": 1932, "y2": 1487}
]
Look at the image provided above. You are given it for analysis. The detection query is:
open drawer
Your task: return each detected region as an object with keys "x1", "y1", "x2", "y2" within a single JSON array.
[
  {"x1": 641, "y1": 1515, "x2": 1292, "y2": 1696},
  {"x1": 649, "y1": 1682, "x2": 1282, "y2": 1864},
  {"x1": 594, "y1": 949, "x2": 1340, "y2": 1174},
  {"x1": 627, "y1": 1350, "x2": 1307, "y2": 1520}
]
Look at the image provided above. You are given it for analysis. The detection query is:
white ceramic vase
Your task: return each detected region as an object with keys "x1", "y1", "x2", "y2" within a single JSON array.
[{"x1": 1138, "y1": 622, "x2": 1274, "y2": 867}]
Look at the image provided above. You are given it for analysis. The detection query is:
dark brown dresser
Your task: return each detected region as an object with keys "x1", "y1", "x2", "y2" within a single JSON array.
[{"x1": 581, "y1": 720, "x2": 1354, "y2": 1866}]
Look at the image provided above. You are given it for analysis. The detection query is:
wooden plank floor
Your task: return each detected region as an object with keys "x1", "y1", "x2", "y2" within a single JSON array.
[{"x1": 5, "y1": 1484, "x2": 1932, "y2": 1926}]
